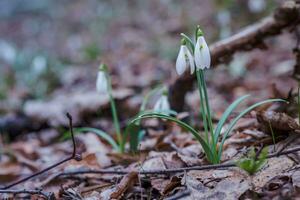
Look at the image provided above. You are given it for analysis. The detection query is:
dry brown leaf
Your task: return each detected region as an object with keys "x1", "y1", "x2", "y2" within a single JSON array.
[
  {"x1": 0, "y1": 162, "x2": 21, "y2": 183},
  {"x1": 256, "y1": 111, "x2": 299, "y2": 135},
  {"x1": 24, "y1": 89, "x2": 133, "y2": 126},
  {"x1": 78, "y1": 133, "x2": 111, "y2": 167},
  {"x1": 162, "y1": 176, "x2": 181, "y2": 196},
  {"x1": 185, "y1": 168, "x2": 251, "y2": 199},
  {"x1": 108, "y1": 152, "x2": 146, "y2": 166},
  {"x1": 142, "y1": 152, "x2": 186, "y2": 171},
  {"x1": 10, "y1": 140, "x2": 40, "y2": 160},
  {"x1": 260, "y1": 175, "x2": 293, "y2": 199},
  {"x1": 292, "y1": 170, "x2": 300, "y2": 189},
  {"x1": 110, "y1": 171, "x2": 138, "y2": 199},
  {"x1": 252, "y1": 156, "x2": 294, "y2": 190},
  {"x1": 150, "y1": 176, "x2": 181, "y2": 196}
]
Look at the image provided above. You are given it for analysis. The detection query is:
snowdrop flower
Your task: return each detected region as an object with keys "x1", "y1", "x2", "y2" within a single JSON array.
[
  {"x1": 154, "y1": 89, "x2": 170, "y2": 114},
  {"x1": 96, "y1": 65, "x2": 108, "y2": 94},
  {"x1": 176, "y1": 39, "x2": 195, "y2": 75},
  {"x1": 194, "y1": 29, "x2": 211, "y2": 70},
  {"x1": 248, "y1": 0, "x2": 266, "y2": 13}
]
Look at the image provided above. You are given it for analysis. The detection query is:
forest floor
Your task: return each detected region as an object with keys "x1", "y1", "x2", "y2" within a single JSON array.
[{"x1": 1, "y1": 0, "x2": 300, "y2": 199}]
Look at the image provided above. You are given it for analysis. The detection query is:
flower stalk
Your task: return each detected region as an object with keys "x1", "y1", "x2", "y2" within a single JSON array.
[
  {"x1": 189, "y1": 27, "x2": 215, "y2": 158},
  {"x1": 98, "y1": 64, "x2": 122, "y2": 151}
]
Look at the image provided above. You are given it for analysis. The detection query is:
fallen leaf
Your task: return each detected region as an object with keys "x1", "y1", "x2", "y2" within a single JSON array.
[
  {"x1": 110, "y1": 171, "x2": 138, "y2": 199},
  {"x1": 0, "y1": 162, "x2": 21, "y2": 183},
  {"x1": 252, "y1": 156, "x2": 294, "y2": 190},
  {"x1": 256, "y1": 111, "x2": 299, "y2": 135},
  {"x1": 24, "y1": 89, "x2": 133, "y2": 126},
  {"x1": 185, "y1": 168, "x2": 251, "y2": 199}
]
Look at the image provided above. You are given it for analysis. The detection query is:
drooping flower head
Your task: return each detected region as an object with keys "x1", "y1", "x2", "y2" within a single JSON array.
[
  {"x1": 154, "y1": 88, "x2": 170, "y2": 114},
  {"x1": 176, "y1": 38, "x2": 195, "y2": 75},
  {"x1": 194, "y1": 27, "x2": 211, "y2": 70},
  {"x1": 96, "y1": 64, "x2": 108, "y2": 94}
]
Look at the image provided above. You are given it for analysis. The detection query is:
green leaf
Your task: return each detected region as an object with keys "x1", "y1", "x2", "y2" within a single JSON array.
[
  {"x1": 180, "y1": 33, "x2": 195, "y2": 52},
  {"x1": 123, "y1": 109, "x2": 177, "y2": 152},
  {"x1": 75, "y1": 127, "x2": 119, "y2": 151},
  {"x1": 214, "y1": 94, "x2": 250, "y2": 144},
  {"x1": 218, "y1": 99, "x2": 286, "y2": 159},
  {"x1": 236, "y1": 147, "x2": 268, "y2": 175},
  {"x1": 128, "y1": 112, "x2": 216, "y2": 163},
  {"x1": 126, "y1": 123, "x2": 141, "y2": 152}
]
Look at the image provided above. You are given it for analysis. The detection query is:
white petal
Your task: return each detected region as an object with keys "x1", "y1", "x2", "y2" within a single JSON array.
[
  {"x1": 154, "y1": 95, "x2": 170, "y2": 115},
  {"x1": 96, "y1": 71, "x2": 108, "y2": 94},
  {"x1": 185, "y1": 47, "x2": 195, "y2": 74},
  {"x1": 154, "y1": 97, "x2": 162, "y2": 111},
  {"x1": 194, "y1": 37, "x2": 205, "y2": 70},
  {"x1": 161, "y1": 96, "x2": 170, "y2": 111},
  {"x1": 176, "y1": 45, "x2": 187, "y2": 75},
  {"x1": 201, "y1": 39, "x2": 211, "y2": 69},
  {"x1": 194, "y1": 37, "x2": 211, "y2": 69}
]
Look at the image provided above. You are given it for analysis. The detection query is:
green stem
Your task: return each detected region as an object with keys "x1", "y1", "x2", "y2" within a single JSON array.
[
  {"x1": 199, "y1": 70, "x2": 215, "y2": 146},
  {"x1": 196, "y1": 70, "x2": 209, "y2": 145},
  {"x1": 106, "y1": 73, "x2": 122, "y2": 151},
  {"x1": 197, "y1": 70, "x2": 217, "y2": 162}
]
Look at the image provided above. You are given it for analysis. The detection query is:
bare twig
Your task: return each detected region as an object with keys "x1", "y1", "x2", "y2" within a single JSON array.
[
  {"x1": 0, "y1": 189, "x2": 54, "y2": 199},
  {"x1": 164, "y1": 189, "x2": 191, "y2": 200},
  {"x1": 169, "y1": 1, "x2": 300, "y2": 111},
  {"x1": 54, "y1": 145, "x2": 300, "y2": 177},
  {"x1": 1, "y1": 113, "x2": 81, "y2": 190}
]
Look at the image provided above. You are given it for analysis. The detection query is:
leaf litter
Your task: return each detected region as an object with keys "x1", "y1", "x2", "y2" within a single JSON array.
[{"x1": 1, "y1": 0, "x2": 300, "y2": 199}]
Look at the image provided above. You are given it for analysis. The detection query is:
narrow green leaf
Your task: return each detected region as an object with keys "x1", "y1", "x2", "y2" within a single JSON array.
[
  {"x1": 214, "y1": 94, "x2": 250, "y2": 144},
  {"x1": 180, "y1": 33, "x2": 195, "y2": 52},
  {"x1": 122, "y1": 109, "x2": 177, "y2": 153},
  {"x1": 128, "y1": 112, "x2": 215, "y2": 162},
  {"x1": 126, "y1": 123, "x2": 141, "y2": 152},
  {"x1": 126, "y1": 85, "x2": 163, "y2": 152},
  {"x1": 76, "y1": 127, "x2": 119, "y2": 151},
  {"x1": 218, "y1": 99, "x2": 286, "y2": 159}
]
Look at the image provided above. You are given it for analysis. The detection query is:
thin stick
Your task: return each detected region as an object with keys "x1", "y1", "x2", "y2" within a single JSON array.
[
  {"x1": 1, "y1": 113, "x2": 81, "y2": 189},
  {"x1": 55, "y1": 145, "x2": 300, "y2": 177},
  {"x1": 0, "y1": 189, "x2": 53, "y2": 199}
]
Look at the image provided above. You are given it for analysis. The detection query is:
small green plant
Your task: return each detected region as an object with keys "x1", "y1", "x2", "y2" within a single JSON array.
[
  {"x1": 128, "y1": 26, "x2": 285, "y2": 164},
  {"x1": 76, "y1": 66, "x2": 167, "y2": 153},
  {"x1": 236, "y1": 147, "x2": 268, "y2": 175}
]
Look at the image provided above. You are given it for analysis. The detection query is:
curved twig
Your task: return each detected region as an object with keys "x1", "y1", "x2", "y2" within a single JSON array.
[{"x1": 1, "y1": 113, "x2": 81, "y2": 190}]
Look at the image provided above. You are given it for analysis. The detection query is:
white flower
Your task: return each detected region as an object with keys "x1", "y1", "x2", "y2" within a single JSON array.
[
  {"x1": 154, "y1": 94, "x2": 170, "y2": 114},
  {"x1": 248, "y1": 0, "x2": 266, "y2": 13},
  {"x1": 194, "y1": 36, "x2": 211, "y2": 70},
  {"x1": 96, "y1": 70, "x2": 108, "y2": 94},
  {"x1": 176, "y1": 45, "x2": 195, "y2": 75}
]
